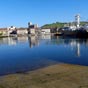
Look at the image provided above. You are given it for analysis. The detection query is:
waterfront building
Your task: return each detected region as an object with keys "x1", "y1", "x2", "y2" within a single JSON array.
[
  {"x1": 75, "y1": 14, "x2": 80, "y2": 28},
  {"x1": 41, "y1": 29, "x2": 51, "y2": 34},
  {"x1": 7, "y1": 26, "x2": 17, "y2": 36},
  {"x1": 17, "y1": 28, "x2": 28, "y2": 35},
  {"x1": 28, "y1": 22, "x2": 38, "y2": 35},
  {"x1": 62, "y1": 26, "x2": 76, "y2": 31},
  {"x1": 7, "y1": 26, "x2": 16, "y2": 31},
  {"x1": 62, "y1": 14, "x2": 80, "y2": 31}
]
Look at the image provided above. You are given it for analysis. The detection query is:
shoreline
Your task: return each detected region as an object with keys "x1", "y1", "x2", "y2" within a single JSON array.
[{"x1": 0, "y1": 63, "x2": 88, "y2": 88}]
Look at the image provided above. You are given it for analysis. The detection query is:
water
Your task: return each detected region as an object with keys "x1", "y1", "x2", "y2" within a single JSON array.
[{"x1": 0, "y1": 35, "x2": 88, "y2": 75}]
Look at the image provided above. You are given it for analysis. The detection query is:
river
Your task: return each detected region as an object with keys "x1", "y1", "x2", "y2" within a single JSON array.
[{"x1": 0, "y1": 35, "x2": 88, "y2": 75}]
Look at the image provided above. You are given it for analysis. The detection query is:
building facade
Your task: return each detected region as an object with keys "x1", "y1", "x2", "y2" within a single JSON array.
[
  {"x1": 28, "y1": 22, "x2": 38, "y2": 35},
  {"x1": 41, "y1": 29, "x2": 51, "y2": 34},
  {"x1": 17, "y1": 28, "x2": 28, "y2": 35}
]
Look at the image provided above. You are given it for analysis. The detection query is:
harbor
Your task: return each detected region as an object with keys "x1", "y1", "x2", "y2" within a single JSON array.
[
  {"x1": 0, "y1": 14, "x2": 88, "y2": 88},
  {"x1": 0, "y1": 0, "x2": 88, "y2": 87},
  {"x1": 0, "y1": 14, "x2": 88, "y2": 39}
]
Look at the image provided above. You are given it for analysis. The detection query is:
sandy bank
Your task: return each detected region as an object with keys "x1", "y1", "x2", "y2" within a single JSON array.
[{"x1": 0, "y1": 64, "x2": 88, "y2": 88}]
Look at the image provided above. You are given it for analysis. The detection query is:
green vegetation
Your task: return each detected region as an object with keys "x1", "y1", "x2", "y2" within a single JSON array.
[
  {"x1": 42, "y1": 22, "x2": 66, "y2": 29},
  {"x1": 0, "y1": 32, "x2": 3, "y2": 36},
  {"x1": 42, "y1": 21, "x2": 88, "y2": 29}
]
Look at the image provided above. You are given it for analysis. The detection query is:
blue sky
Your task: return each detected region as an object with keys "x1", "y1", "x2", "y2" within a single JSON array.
[{"x1": 0, "y1": 0, "x2": 88, "y2": 27}]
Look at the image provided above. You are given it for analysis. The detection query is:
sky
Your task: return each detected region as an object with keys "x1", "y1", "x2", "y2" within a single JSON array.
[{"x1": 0, "y1": 0, "x2": 88, "y2": 27}]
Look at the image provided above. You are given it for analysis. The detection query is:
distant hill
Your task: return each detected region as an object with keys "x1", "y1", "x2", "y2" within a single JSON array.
[
  {"x1": 41, "y1": 21, "x2": 88, "y2": 29},
  {"x1": 41, "y1": 22, "x2": 66, "y2": 29}
]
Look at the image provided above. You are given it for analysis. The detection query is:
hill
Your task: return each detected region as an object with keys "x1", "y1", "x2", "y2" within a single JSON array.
[{"x1": 42, "y1": 21, "x2": 88, "y2": 29}]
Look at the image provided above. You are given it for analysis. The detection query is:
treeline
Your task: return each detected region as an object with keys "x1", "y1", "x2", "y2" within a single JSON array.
[{"x1": 42, "y1": 21, "x2": 88, "y2": 29}]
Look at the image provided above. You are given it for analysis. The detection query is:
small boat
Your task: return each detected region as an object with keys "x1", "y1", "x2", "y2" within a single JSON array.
[{"x1": 54, "y1": 32, "x2": 63, "y2": 36}]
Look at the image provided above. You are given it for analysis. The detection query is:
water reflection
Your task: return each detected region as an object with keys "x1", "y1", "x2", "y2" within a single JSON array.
[
  {"x1": 0, "y1": 36, "x2": 88, "y2": 57},
  {"x1": 27, "y1": 35, "x2": 88, "y2": 61},
  {"x1": 0, "y1": 35, "x2": 88, "y2": 76},
  {"x1": 0, "y1": 37, "x2": 28, "y2": 46},
  {"x1": 0, "y1": 36, "x2": 88, "y2": 58},
  {"x1": 28, "y1": 36, "x2": 39, "y2": 48},
  {"x1": 39, "y1": 34, "x2": 51, "y2": 39},
  {"x1": 17, "y1": 36, "x2": 28, "y2": 43},
  {"x1": 0, "y1": 37, "x2": 17, "y2": 46}
]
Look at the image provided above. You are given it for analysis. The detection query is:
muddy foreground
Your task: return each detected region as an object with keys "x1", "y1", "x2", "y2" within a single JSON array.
[{"x1": 0, "y1": 64, "x2": 88, "y2": 88}]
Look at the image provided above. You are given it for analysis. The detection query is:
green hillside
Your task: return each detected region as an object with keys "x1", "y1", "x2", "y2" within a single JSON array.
[
  {"x1": 42, "y1": 22, "x2": 66, "y2": 29},
  {"x1": 42, "y1": 21, "x2": 88, "y2": 29}
]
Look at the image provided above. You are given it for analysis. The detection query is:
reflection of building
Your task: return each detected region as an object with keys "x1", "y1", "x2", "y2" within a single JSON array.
[
  {"x1": 69, "y1": 39, "x2": 81, "y2": 57},
  {"x1": 7, "y1": 37, "x2": 17, "y2": 45},
  {"x1": 76, "y1": 43, "x2": 80, "y2": 57},
  {"x1": 40, "y1": 34, "x2": 51, "y2": 39},
  {"x1": 28, "y1": 36, "x2": 39, "y2": 48},
  {"x1": 17, "y1": 36, "x2": 28, "y2": 43},
  {"x1": 0, "y1": 37, "x2": 17, "y2": 46},
  {"x1": 0, "y1": 36, "x2": 29, "y2": 46}
]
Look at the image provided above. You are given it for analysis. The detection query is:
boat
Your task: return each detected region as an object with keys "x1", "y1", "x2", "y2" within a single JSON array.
[{"x1": 54, "y1": 32, "x2": 64, "y2": 36}]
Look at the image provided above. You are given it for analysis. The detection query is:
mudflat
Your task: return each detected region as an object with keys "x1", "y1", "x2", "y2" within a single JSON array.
[{"x1": 0, "y1": 64, "x2": 88, "y2": 88}]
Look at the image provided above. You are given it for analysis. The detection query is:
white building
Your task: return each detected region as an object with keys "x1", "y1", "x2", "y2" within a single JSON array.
[
  {"x1": 63, "y1": 14, "x2": 80, "y2": 31},
  {"x1": 75, "y1": 14, "x2": 80, "y2": 28},
  {"x1": 7, "y1": 26, "x2": 16, "y2": 36},
  {"x1": 41, "y1": 29, "x2": 51, "y2": 34},
  {"x1": 7, "y1": 26, "x2": 16, "y2": 31},
  {"x1": 28, "y1": 22, "x2": 38, "y2": 35},
  {"x1": 17, "y1": 28, "x2": 28, "y2": 35},
  {"x1": 29, "y1": 29, "x2": 36, "y2": 35}
]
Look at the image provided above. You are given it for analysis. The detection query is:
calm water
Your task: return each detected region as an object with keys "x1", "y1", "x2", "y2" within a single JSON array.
[{"x1": 0, "y1": 35, "x2": 88, "y2": 75}]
